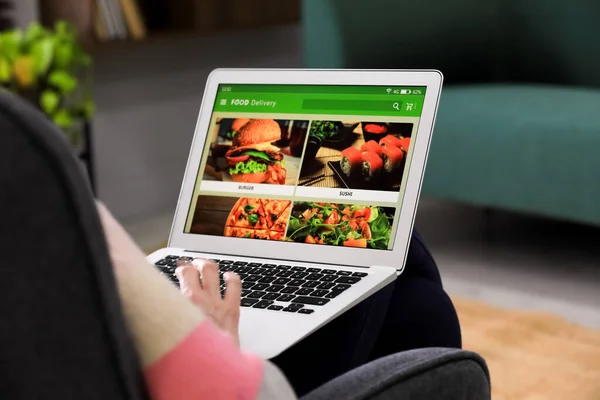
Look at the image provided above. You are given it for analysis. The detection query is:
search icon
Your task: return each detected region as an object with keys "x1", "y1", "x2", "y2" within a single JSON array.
[{"x1": 392, "y1": 102, "x2": 400, "y2": 111}]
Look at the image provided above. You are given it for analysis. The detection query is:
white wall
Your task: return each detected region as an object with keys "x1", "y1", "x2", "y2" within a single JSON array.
[{"x1": 93, "y1": 25, "x2": 302, "y2": 221}]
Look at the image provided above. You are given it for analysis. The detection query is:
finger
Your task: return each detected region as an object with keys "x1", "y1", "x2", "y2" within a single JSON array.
[
  {"x1": 176, "y1": 265, "x2": 202, "y2": 297},
  {"x1": 176, "y1": 259, "x2": 192, "y2": 268},
  {"x1": 194, "y1": 259, "x2": 220, "y2": 299},
  {"x1": 223, "y1": 272, "x2": 242, "y2": 310}
]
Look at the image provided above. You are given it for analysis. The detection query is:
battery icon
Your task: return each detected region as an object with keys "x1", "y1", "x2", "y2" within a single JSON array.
[{"x1": 400, "y1": 89, "x2": 412, "y2": 95}]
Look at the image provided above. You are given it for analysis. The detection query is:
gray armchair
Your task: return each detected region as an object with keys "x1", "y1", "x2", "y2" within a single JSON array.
[{"x1": 0, "y1": 90, "x2": 490, "y2": 400}]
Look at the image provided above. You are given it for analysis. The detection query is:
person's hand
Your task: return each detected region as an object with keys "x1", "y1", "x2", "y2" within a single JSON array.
[{"x1": 176, "y1": 259, "x2": 242, "y2": 346}]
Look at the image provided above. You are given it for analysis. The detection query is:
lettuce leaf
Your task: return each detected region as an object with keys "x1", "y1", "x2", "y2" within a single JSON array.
[
  {"x1": 229, "y1": 160, "x2": 267, "y2": 175},
  {"x1": 242, "y1": 150, "x2": 271, "y2": 162},
  {"x1": 367, "y1": 208, "x2": 392, "y2": 249}
]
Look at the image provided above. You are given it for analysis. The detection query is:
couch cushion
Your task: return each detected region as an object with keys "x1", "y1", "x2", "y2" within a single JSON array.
[
  {"x1": 423, "y1": 84, "x2": 600, "y2": 226},
  {"x1": 302, "y1": 348, "x2": 490, "y2": 400}
]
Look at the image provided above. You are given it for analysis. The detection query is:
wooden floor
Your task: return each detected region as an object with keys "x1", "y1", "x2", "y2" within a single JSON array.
[{"x1": 454, "y1": 297, "x2": 600, "y2": 400}]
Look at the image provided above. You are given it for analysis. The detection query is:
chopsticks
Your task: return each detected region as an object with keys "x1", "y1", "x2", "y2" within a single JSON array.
[{"x1": 299, "y1": 174, "x2": 326, "y2": 186}]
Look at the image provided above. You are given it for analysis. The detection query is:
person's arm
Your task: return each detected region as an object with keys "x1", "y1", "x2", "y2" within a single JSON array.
[{"x1": 97, "y1": 202, "x2": 296, "y2": 400}]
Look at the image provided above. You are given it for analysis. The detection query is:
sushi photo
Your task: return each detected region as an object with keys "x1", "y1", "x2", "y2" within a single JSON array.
[
  {"x1": 360, "y1": 140, "x2": 384, "y2": 156},
  {"x1": 340, "y1": 146, "x2": 362, "y2": 177},
  {"x1": 361, "y1": 151, "x2": 383, "y2": 181},
  {"x1": 380, "y1": 134, "x2": 403, "y2": 148},
  {"x1": 298, "y1": 120, "x2": 415, "y2": 192},
  {"x1": 381, "y1": 144, "x2": 405, "y2": 173}
]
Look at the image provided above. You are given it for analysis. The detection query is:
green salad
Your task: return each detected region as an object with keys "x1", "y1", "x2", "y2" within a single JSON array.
[
  {"x1": 286, "y1": 202, "x2": 392, "y2": 249},
  {"x1": 309, "y1": 121, "x2": 340, "y2": 141}
]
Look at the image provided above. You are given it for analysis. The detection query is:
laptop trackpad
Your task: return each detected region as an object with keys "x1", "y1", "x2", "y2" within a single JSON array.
[{"x1": 239, "y1": 308, "x2": 318, "y2": 360}]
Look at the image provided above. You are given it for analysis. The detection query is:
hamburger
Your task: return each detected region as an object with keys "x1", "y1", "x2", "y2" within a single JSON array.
[
  {"x1": 226, "y1": 118, "x2": 250, "y2": 139},
  {"x1": 231, "y1": 118, "x2": 250, "y2": 132},
  {"x1": 225, "y1": 119, "x2": 286, "y2": 184}
]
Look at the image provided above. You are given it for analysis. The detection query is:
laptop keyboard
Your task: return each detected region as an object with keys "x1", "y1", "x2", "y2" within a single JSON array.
[{"x1": 154, "y1": 255, "x2": 368, "y2": 314}]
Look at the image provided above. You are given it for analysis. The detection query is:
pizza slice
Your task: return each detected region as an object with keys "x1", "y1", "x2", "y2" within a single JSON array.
[
  {"x1": 261, "y1": 199, "x2": 292, "y2": 229},
  {"x1": 253, "y1": 230, "x2": 271, "y2": 240},
  {"x1": 226, "y1": 198, "x2": 247, "y2": 227},
  {"x1": 227, "y1": 198, "x2": 269, "y2": 230},
  {"x1": 269, "y1": 230, "x2": 285, "y2": 241},
  {"x1": 224, "y1": 226, "x2": 253, "y2": 238},
  {"x1": 224, "y1": 227, "x2": 270, "y2": 240},
  {"x1": 271, "y1": 203, "x2": 291, "y2": 232}
]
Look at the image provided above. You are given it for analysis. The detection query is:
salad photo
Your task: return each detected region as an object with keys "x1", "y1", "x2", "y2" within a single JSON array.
[{"x1": 286, "y1": 202, "x2": 395, "y2": 250}]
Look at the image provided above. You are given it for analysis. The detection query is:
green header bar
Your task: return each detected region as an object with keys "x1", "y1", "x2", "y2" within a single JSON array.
[{"x1": 212, "y1": 84, "x2": 426, "y2": 117}]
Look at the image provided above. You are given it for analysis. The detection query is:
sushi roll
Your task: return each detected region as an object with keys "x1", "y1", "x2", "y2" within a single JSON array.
[
  {"x1": 340, "y1": 146, "x2": 362, "y2": 177},
  {"x1": 381, "y1": 144, "x2": 405, "y2": 172},
  {"x1": 399, "y1": 137, "x2": 411, "y2": 153},
  {"x1": 361, "y1": 151, "x2": 383, "y2": 181},
  {"x1": 379, "y1": 134, "x2": 402, "y2": 148},
  {"x1": 360, "y1": 140, "x2": 383, "y2": 156}
]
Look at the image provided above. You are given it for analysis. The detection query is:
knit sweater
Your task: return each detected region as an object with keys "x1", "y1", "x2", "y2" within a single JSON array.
[{"x1": 97, "y1": 202, "x2": 297, "y2": 400}]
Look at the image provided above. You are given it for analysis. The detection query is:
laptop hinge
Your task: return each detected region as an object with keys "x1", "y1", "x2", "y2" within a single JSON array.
[{"x1": 183, "y1": 249, "x2": 376, "y2": 269}]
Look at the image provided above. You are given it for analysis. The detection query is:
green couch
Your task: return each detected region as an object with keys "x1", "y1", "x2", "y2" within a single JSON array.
[{"x1": 302, "y1": 0, "x2": 600, "y2": 226}]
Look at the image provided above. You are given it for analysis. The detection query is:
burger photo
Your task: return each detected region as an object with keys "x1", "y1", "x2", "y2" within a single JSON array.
[{"x1": 225, "y1": 119, "x2": 286, "y2": 184}]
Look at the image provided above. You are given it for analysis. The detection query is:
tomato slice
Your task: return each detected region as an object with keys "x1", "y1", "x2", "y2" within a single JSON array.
[
  {"x1": 325, "y1": 209, "x2": 339, "y2": 225},
  {"x1": 226, "y1": 154, "x2": 250, "y2": 165},
  {"x1": 359, "y1": 221, "x2": 372, "y2": 239},
  {"x1": 353, "y1": 207, "x2": 371, "y2": 221},
  {"x1": 343, "y1": 238, "x2": 368, "y2": 248},
  {"x1": 305, "y1": 235, "x2": 318, "y2": 244}
]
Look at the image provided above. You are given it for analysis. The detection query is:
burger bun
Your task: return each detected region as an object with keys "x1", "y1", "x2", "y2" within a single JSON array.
[
  {"x1": 233, "y1": 119, "x2": 281, "y2": 147},
  {"x1": 231, "y1": 118, "x2": 250, "y2": 132}
]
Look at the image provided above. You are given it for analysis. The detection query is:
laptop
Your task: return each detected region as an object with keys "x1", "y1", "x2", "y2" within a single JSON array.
[{"x1": 147, "y1": 69, "x2": 443, "y2": 359}]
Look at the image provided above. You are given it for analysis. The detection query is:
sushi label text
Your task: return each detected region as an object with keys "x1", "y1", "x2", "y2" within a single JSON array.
[
  {"x1": 238, "y1": 185, "x2": 255, "y2": 191},
  {"x1": 339, "y1": 190, "x2": 353, "y2": 197}
]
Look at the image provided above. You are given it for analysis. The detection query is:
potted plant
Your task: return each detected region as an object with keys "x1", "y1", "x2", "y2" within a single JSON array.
[{"x1": 0, "y1": 20, "x2": 95, "y2": 147}]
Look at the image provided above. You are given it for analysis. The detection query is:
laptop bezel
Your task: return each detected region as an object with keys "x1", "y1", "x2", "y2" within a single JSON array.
[{"x1": 168, "y1": 69, "x2": 442, "y2": 271}]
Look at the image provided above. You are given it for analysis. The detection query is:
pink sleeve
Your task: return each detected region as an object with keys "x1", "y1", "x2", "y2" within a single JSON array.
[{"x1": 144, "y1": 321, "x2": 264, "y2": 400}]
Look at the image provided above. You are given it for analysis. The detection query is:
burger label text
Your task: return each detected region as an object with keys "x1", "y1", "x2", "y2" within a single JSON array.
[{"x1": 238, "y1": 185, "x2": 255, "y2": 191}]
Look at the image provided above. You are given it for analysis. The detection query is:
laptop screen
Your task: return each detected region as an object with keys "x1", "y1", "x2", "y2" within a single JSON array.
[{"x1": 184, "y1": 84, "x2": 426, "y2": 251}]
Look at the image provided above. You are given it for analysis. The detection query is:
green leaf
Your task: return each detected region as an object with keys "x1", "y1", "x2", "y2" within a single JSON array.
[
  {"x1": 53, "y1": 109, "x2": 73, "y2": 128},
  {"x1": 241, "y1": 150, "x2": 271, "y2": 162},
  {"x1": 0, "y1": 56, "x2": 11, "y2": 82},
  {"x1": 23, "y1": 23, "x2": 46, "y2": 44},
  {"x1": 31, "y1": 37, "x2": 55, "y2": 75},
  {"x1": 54, "y1": 20, "x2": 76, "y2": 43},
  {"x1": 54, "y1": 43, "x2": 73, "y2": 68},
  {"x1": 366, "y1": 208, "x2": 391, "y2": 249},
  {"x1": 248, "y1": 214, "x2": 259, "y2": 226},
  {"x1": 48, "y1": 70, "x2": 78, "y2": 94},
  {"x1": 0, "y1": 30, "x2": 23, "y2": 61},
  {"x1": 40, "y1": 90, "x2": 60, "y2": 115},
  {"x1": 82, "y1": 97, "x2": 95, "y2": 119},
  {"x1": 80, "y1": 53, "x2": 92, "y2": 67},
  {"x1": 56, "y1": 21, "x2": 68, "y2": 34}
]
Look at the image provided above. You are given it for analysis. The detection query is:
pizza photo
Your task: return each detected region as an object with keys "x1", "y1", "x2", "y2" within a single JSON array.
[{"x1": 224, "y1": 198, "x2": 292, "y2": 241}]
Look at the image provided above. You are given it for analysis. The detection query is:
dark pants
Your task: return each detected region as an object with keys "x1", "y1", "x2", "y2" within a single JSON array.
[{"x1": 272, "y1": 230, "x2": 462, "y2": 396}]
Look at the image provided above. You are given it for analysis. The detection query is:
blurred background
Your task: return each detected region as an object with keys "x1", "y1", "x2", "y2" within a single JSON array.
[{"x1": 3, "y1": 0, "x2": 600, "y2": 398}]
